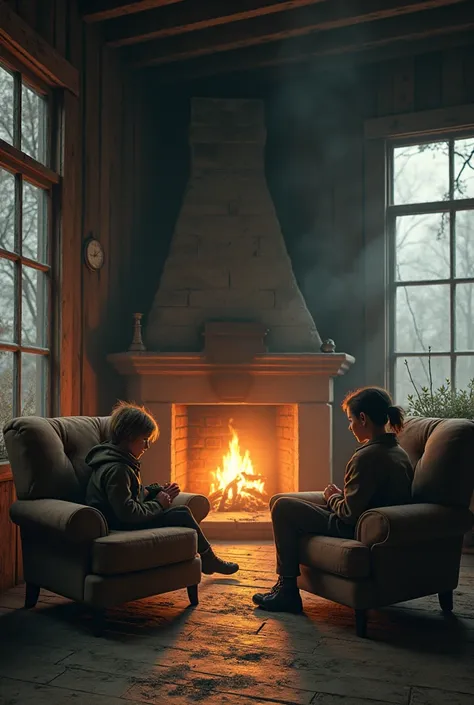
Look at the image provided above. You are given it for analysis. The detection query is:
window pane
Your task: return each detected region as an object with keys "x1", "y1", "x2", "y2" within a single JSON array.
[
  {"x1": 21, "y1": 352, "x2": 47, "y2": 416},
  {"x1": 395, "y1": 213, "x2": 449, "y2": 282},
  {"x1": 22, "y1": 266, "x2": 48, "y2": 347},
  {"x1": 455, "y1": 283, "x2": 474, "y2": 352},
  {"x1": 395, "y1": 284, "x2": 450, "y2": 352},
  {"x1": 456, "y1": 356, "x2": 474, "y2": 391},
  {"x1": 393, "y1": 142, "x2": 449, "y2": 205},
  {"x1": 22, "y1": 181, "x2": 48, "y2": 262},
  {"x1": 455, "y1": 210, "x2": 474, "y2": 279},
  {"x1": 454, "y1": 137, "x2": 474, "y2": 200},
  {"x1": 0, "y1": 351, "x2": 14, "y2": 459},
  {"x1": 0, "y1": 65, "x2": 14, "y2": 146},
  {"x1": 395, "y1": 355, "x2": 450, "y2": 407},
  {"x1": 0, "y1": 167, "x2": 15, "y2": 252},
  {"x1": 0, "y1": 258, "x2": 16, "y2": 343},
  {"x1": 21, "y1": 83, "x2": 47, "y2": 165}
]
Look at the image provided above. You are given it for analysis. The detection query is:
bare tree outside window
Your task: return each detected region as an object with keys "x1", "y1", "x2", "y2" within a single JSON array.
[
  {"x1": 0, "y1": 61, "x2": 53, "y2": 460},
  {"x1": 390, "y1": 136, "x2": 474, "y2": 405}
]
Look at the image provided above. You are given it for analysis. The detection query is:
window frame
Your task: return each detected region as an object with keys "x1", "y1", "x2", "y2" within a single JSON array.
[
  {"x1": 386, "y1": 132, "x2": 474, "y2": 397},
  {"x1": 0, "y1": 54, "x2": 61, "y2": 464},
  {"x1": 363, "y1": 105, "x2": 474, "y2": 398}
]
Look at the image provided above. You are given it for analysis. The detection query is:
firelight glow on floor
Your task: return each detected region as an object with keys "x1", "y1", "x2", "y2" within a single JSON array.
[{"x1": 1, "y1": 542, "x2": 474, "y2": 705}]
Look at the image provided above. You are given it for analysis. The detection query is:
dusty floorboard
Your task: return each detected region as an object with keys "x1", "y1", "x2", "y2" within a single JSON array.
[{"x1": 1, "y1": 543, "x2": 474, "y2": 705}]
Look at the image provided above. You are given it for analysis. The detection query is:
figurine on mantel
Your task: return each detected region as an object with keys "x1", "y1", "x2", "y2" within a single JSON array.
[
  {"x1": 128, "y1": 313, "x2": 146, "y2": 352},
  {"x1": 320, "y1": 339, "x2": 336, "y2": 353}
]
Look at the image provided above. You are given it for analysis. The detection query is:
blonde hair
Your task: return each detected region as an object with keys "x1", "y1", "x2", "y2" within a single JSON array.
[{"x1": 110, "y1": 401, "x2": 159, "y2": 445}]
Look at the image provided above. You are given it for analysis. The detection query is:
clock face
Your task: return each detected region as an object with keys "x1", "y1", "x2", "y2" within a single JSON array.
[{"x1": 85, "y1": 238, "x2": 104, "y2": 270}]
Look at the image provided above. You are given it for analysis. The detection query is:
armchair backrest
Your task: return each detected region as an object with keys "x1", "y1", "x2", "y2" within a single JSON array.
[
  {"x1": 398, "y1": 417, "x2": 474, "y2": 508},
  {"x1": 3, "y1": 416, "x2": 111, "y2": 504}
]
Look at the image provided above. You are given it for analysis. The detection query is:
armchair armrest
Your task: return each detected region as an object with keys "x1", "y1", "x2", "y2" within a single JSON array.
[
  {"x1": 269, "y1": 492, "x2": 326, "y2": 510},
  {"x1": 10, "y1": 499, "x2": 108, "y2": 543},
  {"x1": 356, "y1": 503, "x2": 473, "y2": 547},
  {"x1": 171, "y1": 492, "x2": 211, "y2": 523}
]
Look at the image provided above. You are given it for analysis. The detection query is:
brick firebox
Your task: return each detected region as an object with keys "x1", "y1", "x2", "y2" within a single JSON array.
[{"x1": 172, "y1": 403, "x2": 298, "y2": 503}]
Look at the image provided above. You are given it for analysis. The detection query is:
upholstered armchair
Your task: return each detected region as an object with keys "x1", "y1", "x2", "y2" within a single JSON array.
[
  {"x1": 4, "y1": 415, "x2": 210, "y2": 633},
  {"x1": 271, "y1": 417, "x2": 474, "y2": 637}
]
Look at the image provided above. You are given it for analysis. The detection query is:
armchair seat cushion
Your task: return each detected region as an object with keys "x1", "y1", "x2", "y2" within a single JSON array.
[
  {"x1": 300, "y1": 535, "x2": 371, "y2": 579},
  {"x1": 91, "y1": 526, "x2": 198, "y2": 576}
]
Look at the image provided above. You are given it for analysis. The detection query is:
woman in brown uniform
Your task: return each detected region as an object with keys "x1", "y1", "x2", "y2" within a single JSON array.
[{"x1": 252, "y1": 386, "x2": 414, "y2": 613}]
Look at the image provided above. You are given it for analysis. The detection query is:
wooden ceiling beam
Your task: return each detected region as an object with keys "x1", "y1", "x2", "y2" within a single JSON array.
[
  {"x1": 149, "y1": 4, "x2": 474, "y2": 83},
  {"x1": 127, "y1": 0, "x2": 466, "y2": 67},
  {"x1": 105, "y1": 0, "x2": 327, "y2": 47},
  {"x1": 81, "y1": 0, "x2": 183, "y2": 23}
]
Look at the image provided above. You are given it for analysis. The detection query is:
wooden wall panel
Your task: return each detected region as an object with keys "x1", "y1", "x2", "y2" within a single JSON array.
[{"x1": 0, "y1": 478, "x2": 16, "y2": 593}]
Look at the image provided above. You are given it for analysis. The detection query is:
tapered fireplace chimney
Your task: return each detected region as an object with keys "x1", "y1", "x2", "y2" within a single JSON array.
[{"x1": 146, "y1": 98, "x2": 321, "y2": 352}]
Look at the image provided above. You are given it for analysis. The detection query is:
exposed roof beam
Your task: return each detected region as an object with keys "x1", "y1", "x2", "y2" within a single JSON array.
[
  {"x1": 81, "y1": 0, "x2": 183, "y2": 23},
  {"x1": 149, "y1": 3, "x2": 474, "y2": 82},
  {"x1": 105, "y1": 0, "x2": 327, "y2": 47},
  {"x1": 127, "y1": 0, "x2": 466, "y2": 67}
]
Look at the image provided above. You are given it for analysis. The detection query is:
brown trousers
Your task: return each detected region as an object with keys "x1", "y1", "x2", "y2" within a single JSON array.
[{"x1": 271, "y1": 496, "x2": 354, "y2": 577}]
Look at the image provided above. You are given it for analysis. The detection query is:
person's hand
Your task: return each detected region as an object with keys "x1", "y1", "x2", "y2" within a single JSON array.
[
  {"x1": 157, "y1": 491, "x2": 171, "y2": 509},
  {"x1": 323, "y1": 484, "x2": 343, "y2": 503},
  {"x1": 163, "y1": 482, "x2": 180, "y2": 500},
  {"x1": 143, "y1": 487, "x2": 149, "y2": 499}
]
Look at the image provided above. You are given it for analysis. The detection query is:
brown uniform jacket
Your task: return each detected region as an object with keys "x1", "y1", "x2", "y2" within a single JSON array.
[{"x1": 327, "y1": 433, "x2": 414, "y2": 526}]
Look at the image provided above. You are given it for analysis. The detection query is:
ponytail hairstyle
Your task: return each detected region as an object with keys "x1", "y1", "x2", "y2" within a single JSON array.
[{"x1": 341, "y1": 387, "x2": 405, "y2": 434}]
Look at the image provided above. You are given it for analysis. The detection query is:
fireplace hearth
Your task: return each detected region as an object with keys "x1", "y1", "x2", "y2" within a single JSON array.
[{"x1": 109, "y1": 97, "x2": 354, "y2": 539}]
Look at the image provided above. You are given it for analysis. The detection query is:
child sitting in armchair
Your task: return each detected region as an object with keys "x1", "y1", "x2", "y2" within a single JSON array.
[{"x1": 85, "y1": 401, "x2": 239, "y2": 576}]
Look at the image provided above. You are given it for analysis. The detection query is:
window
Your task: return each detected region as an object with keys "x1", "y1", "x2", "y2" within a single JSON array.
[
  {"x1": 0, "y1": 60, "x2": 58, "y2": 460},
  {"x1": 389, "y1": 135, "x2": 474, "y2": 404}
]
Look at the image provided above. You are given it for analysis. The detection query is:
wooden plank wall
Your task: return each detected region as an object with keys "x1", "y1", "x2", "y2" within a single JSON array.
[{"x1": 0, "y1": 0, "x2": 135, "y2": 591}]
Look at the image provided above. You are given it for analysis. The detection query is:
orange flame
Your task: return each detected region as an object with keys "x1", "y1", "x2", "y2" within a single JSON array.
[{"x1": 209, "y1": 421, "x2": 267, "y2": 512}]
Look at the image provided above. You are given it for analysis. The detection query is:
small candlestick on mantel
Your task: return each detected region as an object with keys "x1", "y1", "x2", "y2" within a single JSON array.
[{"x1": 129, "y1": 313, "x2": 146, "y2": 352}]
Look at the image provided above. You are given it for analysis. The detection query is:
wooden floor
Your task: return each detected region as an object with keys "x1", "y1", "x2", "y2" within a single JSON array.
[{"x1": 1, "y1": 542, "x2": 474, "y2": 705}]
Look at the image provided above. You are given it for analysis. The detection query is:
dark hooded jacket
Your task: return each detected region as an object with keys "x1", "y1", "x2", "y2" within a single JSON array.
[{"x1": 85, "y1": 442, "x2": 165, "y2": 529}]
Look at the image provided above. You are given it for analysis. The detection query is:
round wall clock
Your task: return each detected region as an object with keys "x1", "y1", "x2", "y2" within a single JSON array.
[{"x1": 84, "y1": 237, "x2": 105, "y2": 271}]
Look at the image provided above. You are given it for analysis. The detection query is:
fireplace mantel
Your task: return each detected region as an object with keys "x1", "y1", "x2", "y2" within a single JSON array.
[
  {"x1": 108, "y1": 350, "x2": 355, "y2": 491},
  {"x1": 108, "y1": 351, "x2": 354, "y2": 405},
  {"x1": 108, "y1": 351, "x2": 354, "y2": 376}
]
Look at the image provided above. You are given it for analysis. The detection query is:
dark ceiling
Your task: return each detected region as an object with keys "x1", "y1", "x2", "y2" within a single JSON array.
[{"x1": 80, "y1": 0, "x2": 474, "y2": 82}]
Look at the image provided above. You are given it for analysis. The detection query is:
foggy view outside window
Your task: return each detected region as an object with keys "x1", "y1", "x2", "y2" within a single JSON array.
[
  {"x1": 390, "y1": 136, "x2": 474, "y2": 406},
  {"x1": 0, "y1": 62, "x2": 52, "y2": 460}
]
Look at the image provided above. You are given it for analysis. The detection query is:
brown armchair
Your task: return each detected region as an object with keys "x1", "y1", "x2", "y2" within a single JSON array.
[
  {"x1": 4, "y1": 415, "x2": 210, "y2": 633},
  {"x1": 271, "y1": 417, "x2": 474, "y2": 637}
]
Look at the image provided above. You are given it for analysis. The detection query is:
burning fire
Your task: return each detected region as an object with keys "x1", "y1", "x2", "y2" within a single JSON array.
[{"x1": 209, "y1": 421, "x2": 268, "y2": 512}]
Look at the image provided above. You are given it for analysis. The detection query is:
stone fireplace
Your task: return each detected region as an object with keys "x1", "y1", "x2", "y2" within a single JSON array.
[{"x1": 109, "y1": 97, "x2": 354, "y2": 538}]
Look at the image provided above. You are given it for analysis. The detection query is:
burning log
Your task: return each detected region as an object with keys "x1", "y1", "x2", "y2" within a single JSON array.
[
  {"x1": 218, "y1": 477, "x2": 240, "y2": 512},
  {"x1": 209, "y1": 478, "x2": 268, "y2": 512}
]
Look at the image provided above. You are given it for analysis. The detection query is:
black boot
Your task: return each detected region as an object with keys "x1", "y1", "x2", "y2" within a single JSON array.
[
  {"x1": 200, "y1": 548, "x2": 239, "y2": 575},
  {"x1": 252, "y1": 577, "x2": 284, "y2": 606},
  {"x1": 253, "y1": 578, "x2": 303, "y2": 614}
]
